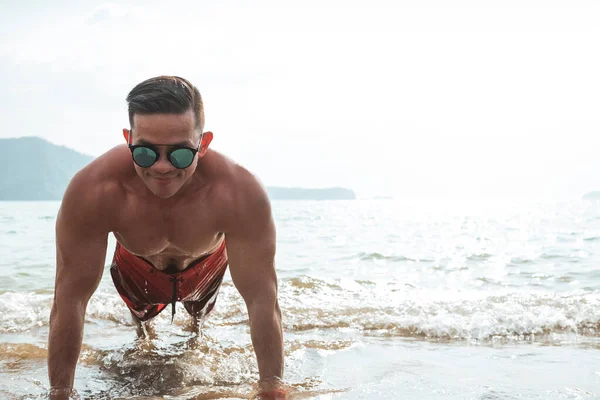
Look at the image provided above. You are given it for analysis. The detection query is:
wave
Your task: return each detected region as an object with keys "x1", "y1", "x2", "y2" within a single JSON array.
[
  {"x1": 287, "y1": 276, "x2": 343, "y2": 290},
  {"x1": 0, "y1": 342, "x2": 47, "y2": 361},
  {"x1": 540, "y1": 253, "x2": 567, "y2": 260},
  {"x1": 1, "y1": 282, "x2": 599, "y2": 344},
  {"x1": 0, "y1": 292, "x2": 52, "y2": 334},
  {"x1": 352, "y1": 252, "x2": 431, "y2": 262},
  {"x1": 1, "y1": 337, "x2": 344, "y2": 400},
  {"x1": 509, "y1": 257, "x2": 535, "y2": 265},
  {"x1": 466, "y1": 253, "x2": 494, "y2": 261}
]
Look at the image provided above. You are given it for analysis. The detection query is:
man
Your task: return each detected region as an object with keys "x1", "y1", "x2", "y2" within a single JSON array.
[{"x1": 47, "y1": 76, "x2": 286, "y2": 400}]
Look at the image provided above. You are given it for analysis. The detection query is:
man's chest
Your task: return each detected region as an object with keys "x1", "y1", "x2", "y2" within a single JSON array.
[{"x1": 111, "y1": 202, "x2": 224, "y2": 268}]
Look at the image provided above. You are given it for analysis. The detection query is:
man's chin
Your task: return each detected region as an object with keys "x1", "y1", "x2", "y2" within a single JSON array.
[
  {"x1": 148, "y1": 184, "x2": 180, "y2": 199},
  {"x1": 152, "y1": 191, "x2": 176, "y2": 199}
]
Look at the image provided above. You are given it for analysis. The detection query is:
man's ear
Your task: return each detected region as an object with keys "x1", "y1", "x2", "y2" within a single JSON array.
[
  {"x1": 123, "y1": 128, "x2": 130, "y2": 143},
  {"x1": 199, "y1": 131, "x2": 213, "y2": 157}
]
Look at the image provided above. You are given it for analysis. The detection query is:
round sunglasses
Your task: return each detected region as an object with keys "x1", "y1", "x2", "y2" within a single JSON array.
[
  {"x1": 129, "y1": 144, "x2": 200, "y2": 169},
  {"x1": 127, "y1": 132, "x2": 203, "y2": 169}
]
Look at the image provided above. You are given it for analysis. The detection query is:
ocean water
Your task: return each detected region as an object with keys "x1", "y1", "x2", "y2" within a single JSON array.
[{"x1": 0, "y1": 199, "x2": 599, "y2": 399}]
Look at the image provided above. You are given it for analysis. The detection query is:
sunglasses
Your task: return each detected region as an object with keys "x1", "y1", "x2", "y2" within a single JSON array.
[{"x1": 128, "y1": 132, "x2": 202, "y2": 169}]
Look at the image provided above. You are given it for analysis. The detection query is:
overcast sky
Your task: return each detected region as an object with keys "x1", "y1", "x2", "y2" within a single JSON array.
[{"x1": 1, "y1": 0, "x2": 599, "y2": 200}]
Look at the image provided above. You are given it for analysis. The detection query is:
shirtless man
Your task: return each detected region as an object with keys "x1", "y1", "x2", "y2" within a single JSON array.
[{"x1": 47, "y1": 76, "x2": 286, "y2": 400}]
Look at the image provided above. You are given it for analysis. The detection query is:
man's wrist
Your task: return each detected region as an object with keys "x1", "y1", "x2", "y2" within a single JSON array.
[
  {"x1": 254, "y1": 376, "x2": 287, "y2": 399},
  {"x1": 256, "y1": 388, "x2": 287, "y2": 399},
  {"x1": 49, "y1": 387, "x2": 78, "y2": 400}
]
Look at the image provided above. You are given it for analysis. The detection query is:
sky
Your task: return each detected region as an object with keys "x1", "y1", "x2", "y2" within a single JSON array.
[{"x1": 1, "y1": 0, "x2": 599, "y2": 200}]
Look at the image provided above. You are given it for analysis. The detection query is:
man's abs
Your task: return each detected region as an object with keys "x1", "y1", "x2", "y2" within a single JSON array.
[{"x1": 112, "y1": 231, "x2": 225, "y2": 272}]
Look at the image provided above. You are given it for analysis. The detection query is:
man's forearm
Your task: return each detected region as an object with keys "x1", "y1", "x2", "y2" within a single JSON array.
[
  {"x1": 248, "y1": 301, "x2": 284, "y2": 382},
  {"x1": 48, "y1": 302, "x2": 86, "y2": 399}
]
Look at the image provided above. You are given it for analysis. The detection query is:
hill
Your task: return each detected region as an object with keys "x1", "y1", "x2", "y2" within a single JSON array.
[
  {"x1": 582, "y1": 191, "x2": 600, "y2": 200},
  {"x1": 266, "y1": 186, "x2": 355, "y2": 200},
  {"x1": 0, "y1": 137, "x2": 355, "y2": 201},
  {"x1": 0, "y1": 137, "x2": 93, "y2": 200}
]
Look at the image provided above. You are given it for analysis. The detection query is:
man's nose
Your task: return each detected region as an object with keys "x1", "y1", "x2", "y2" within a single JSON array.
[{"x1": 152, "y1": 151, "x2": 174, "y2": 173}]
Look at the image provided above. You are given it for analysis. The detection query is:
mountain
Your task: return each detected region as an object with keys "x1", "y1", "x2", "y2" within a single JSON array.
[
  {"x1": 582, "y1": 192, "x2": 600, "y2": 200},
  {"x1": 0, "y1": 137, "x2": 355, "y2": 201},
  {"x1": 266, "y1": 186, "x2": 355, "y2": 200},
  {"x1": 0, "y1": 137, "x2": 93, "y2": 200}
]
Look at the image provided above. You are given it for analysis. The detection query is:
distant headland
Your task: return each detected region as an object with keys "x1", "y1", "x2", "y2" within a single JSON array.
[
  {"x1": 582, "y1": 192, "x2": 600, "y2": 200},
  {"x1": 0, "y1": 137, "x2": 355, "y2": 201},
  {"x1": 266, "y1": 187, "x2": 355, "y2": 200}
]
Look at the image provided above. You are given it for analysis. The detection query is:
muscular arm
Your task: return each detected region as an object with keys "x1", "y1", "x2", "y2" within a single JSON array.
[
  {"x1": 48, "y1": 171, "x2": 110, "y2": 400},
  {"x1": 224, "y1": 178, "x2": 284, "y2": 396}
]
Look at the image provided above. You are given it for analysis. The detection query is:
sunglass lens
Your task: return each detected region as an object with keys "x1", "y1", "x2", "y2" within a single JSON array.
[
  {"x1": 169, "y1": 148, "x2": 194, "y2": 169},
  {"x1": 132, "y1": 147, "x2": 157, "y2": 167}
]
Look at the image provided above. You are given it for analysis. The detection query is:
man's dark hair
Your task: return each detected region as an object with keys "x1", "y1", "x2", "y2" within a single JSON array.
[{"x1": 126, "y1": 76, "x2": 205, "y2": 131}]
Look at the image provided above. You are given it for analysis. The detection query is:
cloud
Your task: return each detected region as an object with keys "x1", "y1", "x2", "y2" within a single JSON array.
[
  {"x1": 1, "y1": 1, "x2": 599, "y2": 199},
  {"x1": 86, "y1": 3, "x2": 145, "y2": 25}
]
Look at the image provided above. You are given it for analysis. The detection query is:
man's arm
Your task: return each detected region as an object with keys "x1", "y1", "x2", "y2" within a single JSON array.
[
  {"x1": 48, "y1": 171, "x2": 110, "y2": 400},
  {"x1": 224, "y1": 177, "x2": 285, "y2": 398}
]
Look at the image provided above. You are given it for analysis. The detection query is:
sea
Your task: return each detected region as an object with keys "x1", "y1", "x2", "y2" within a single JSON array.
[{"x1": 1, "y1": 199, "x2": 599, "y2": 400}]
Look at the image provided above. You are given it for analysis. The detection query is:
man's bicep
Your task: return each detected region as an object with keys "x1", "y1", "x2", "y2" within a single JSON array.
[
  {"x1": 226, "y1": 220, "x2": 277, "y2": 306},
  {"x1": 223, "y1": 174, "x2": 278, "y2": 304},
  {"x1": 55, "y1": 225, "x2": 107, "y2": 305}
]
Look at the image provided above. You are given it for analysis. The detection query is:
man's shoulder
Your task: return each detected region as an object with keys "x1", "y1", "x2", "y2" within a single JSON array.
[
  {"x1": 206, "y1": 152, "x2": 271, "y2": 230},
  {"x1": 208, "y1": 151, "x2": 269, "y2": 208},
  {"x1": 62, "y1": 146, "x2": 131, "y2": 218},
  {"x1": 71, "y1": 145, "x2": 130, "y2": 190}
]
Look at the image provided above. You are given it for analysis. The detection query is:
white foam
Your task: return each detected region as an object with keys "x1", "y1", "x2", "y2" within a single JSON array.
[
  {"x1": 0, "y1": 291, "x2": 51, "y2": 333},
  {"x1": 2, "y1": 282, "x2": 599, "y2": 342}
]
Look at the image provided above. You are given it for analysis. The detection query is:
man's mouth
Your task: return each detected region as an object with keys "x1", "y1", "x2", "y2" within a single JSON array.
[{"x1": 153, "y1": 176, "x2": 175, "y2": 185}]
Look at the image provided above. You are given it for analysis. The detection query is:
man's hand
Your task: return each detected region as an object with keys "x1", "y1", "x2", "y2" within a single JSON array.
[
  {"x1": 255, "y1": 389, "x2": 288, "y2": 399},
  {"x1": 253, "y1": 376, "x2": 288, "y2": 399}
]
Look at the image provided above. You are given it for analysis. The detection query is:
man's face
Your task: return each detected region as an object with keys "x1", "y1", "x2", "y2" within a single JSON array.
[{"x1": 130, "y1": 109, "x2": 201, "y2": 199}]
